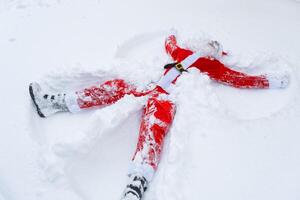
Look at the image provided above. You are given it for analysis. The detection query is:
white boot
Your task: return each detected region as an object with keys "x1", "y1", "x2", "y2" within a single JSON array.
[
  {"x1": 121, "y1": 173, "x2": 148, "y2": 200},
  {"x1": 29, "y1": 82, "x2": 69, "y2": 117},
  {"x1": 266, "y1": 73, "x2": 290, "y2": 89}
]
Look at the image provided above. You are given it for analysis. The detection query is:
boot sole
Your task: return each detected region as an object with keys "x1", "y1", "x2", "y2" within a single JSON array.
[{"x1": 29, "y1": 83, "x2": 46, "y2": 118}]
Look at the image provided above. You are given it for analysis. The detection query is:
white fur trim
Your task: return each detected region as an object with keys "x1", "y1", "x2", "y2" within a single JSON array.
[
  {"x1": 157, "y1": 52, "x2": 203, "y2": 91},
  {"x1": 157, "y1": 67, "x2": 181, "y2": 91},
  {"x1": 181, "y1": 51, "x2": 203, "y2": 69},
  {"x1": 65, "y1": 92, "x2": 81, "y2": 113},
  {"x1": 266, "y1": 73, "x2": 289, "y2": 89},
  {"x1": 128, "y1": 162, "x2": 155, "y2": 182},
  {"x1": 163, "y1": 83, "x2": 176, "y2": 94}
]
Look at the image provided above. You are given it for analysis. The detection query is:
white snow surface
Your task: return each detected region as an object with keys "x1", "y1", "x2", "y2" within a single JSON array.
[{"x1": 0, "y1": 0, "x2": 300, "y2": 200}]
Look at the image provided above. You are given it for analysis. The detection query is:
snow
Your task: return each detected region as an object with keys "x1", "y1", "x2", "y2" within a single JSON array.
[{"x1": 0, "y1": 0, "x2": 300, "y2": 200}]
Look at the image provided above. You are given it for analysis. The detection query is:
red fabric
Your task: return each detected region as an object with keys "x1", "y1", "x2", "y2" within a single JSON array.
[
  {"x1": 76, "y1": 82, "x2": 174, "y2": 170},
  {"x1": 132, "y1": 88, "x2": 175, "y2": 169},
  {"x1": 165, "y1": 35, "x2": 270, "y2": 89},
  {"x1": 76, "y1": 79, "x2": 151, "y2": 109},
  {"x1": 73, "y1": 35, "x2": 272, "y2": 173}
]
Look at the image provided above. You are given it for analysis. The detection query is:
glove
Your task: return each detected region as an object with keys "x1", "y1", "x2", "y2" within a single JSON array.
[{"x1": 201, "y1": 40, "x2": 223, "y2": 59}]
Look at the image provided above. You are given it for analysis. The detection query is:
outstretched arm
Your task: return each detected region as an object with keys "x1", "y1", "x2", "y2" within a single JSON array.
[{"x1": 164, "y1": 35, "x2": 288, "y2": 89}]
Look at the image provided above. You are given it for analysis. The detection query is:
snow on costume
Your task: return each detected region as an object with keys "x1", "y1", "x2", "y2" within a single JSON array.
[{"x1": 29, "y1": 35, "x2": 289, "y2": 200}]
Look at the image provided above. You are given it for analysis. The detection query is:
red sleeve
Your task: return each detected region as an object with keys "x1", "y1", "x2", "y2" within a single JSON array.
[{"x1": 164, "y1": 35, "x2": 269, "y2": 89}]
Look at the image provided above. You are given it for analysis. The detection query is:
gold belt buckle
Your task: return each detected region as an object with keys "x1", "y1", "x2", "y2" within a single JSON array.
[{"x1": 175, "y1": 63, "x2": 185, "y2": 72}]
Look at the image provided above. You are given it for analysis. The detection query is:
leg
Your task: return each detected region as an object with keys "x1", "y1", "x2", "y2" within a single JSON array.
[
  {"x1": 66, "y1": 79, "x2": 144, "y2": 113},
  {"x1": 132, "y1": 93, "x2": 175, "y2": 171},
  {"x1": 70, "y1": 79, "x2": 138, "y2": 109},
  {"x1": 30, "y1": 79, "x2": 142, "y2": 117},
  {"x1": 121, "y1": 89, "x2": 176, "y2": 200}
]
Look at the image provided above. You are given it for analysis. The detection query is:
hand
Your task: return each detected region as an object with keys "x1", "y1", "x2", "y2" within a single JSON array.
[{"x1": 201, "y1": 40, "x2": 223, "y2": 59}]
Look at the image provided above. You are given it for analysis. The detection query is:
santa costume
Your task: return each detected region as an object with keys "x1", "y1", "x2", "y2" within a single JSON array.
[{"x1": 29, "y1": 34, "x2": 289, "y2": 200}]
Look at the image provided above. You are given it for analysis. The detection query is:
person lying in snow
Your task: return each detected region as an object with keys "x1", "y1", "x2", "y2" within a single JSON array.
[{"x1": 29, "y1": 34, "x2": 289, "y2": 200}]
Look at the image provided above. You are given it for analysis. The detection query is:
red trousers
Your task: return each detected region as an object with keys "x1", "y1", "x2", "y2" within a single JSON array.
[
  {"x1": 76, "y1": 80, "x2": 175, "y2": 173},
  {"x1": 73, "y1": 36, "x2": 270, "y2": 179}
]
